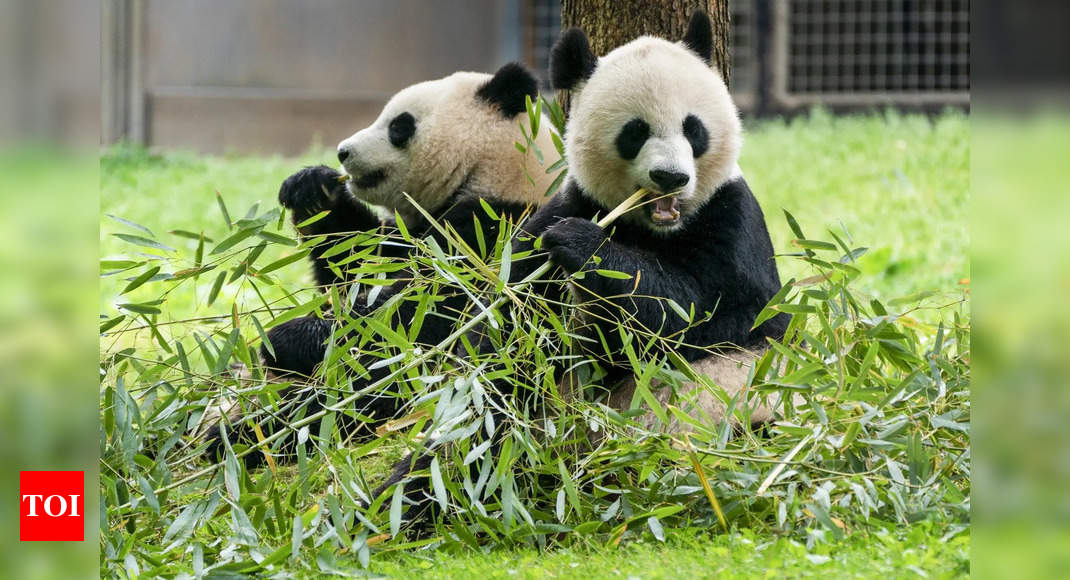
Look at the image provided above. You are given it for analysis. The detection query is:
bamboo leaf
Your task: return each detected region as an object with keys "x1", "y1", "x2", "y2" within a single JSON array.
[
  {"x1": 389, "y1": 484, "x2": 404, "y2": 539},
  {"x1": 257, "y1": 230, "x2": 298, "y2": 246},
  {"x1": 256, "y1": 249, "x2": 311, "y2": 275},
  {"x1": 121, "y1": 265, "x2": 161, "y2": 295},
  {"x1": 118, "y1": 301, "x2": 162, "y2": 315},
  {"x1": 113, "y1": 233, "x2": 175, "y2": 253},
  {"x1": 169, "y1": 229, "x2": 214, "y2": 242},
  {"x1": 206, "y1": 270, "x2": 227, "y2": 306},
  {"x1": 295, "y1": 210, "x2": 330, "y2": 229},
  {"x1": 210, "y1": 225, "x2": 262, "y2": 255},
  {"x1": 430, "y1": 457, "x2": 448, "y2": 511},
  {"x1": 217, "y1": 191, "x2": 233, "y2": 230},
  {"x1": 107, "y1": 214, "x2": 154, "y2": 236}
]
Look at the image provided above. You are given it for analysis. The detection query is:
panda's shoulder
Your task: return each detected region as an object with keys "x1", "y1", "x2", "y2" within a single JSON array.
[
  {"x1": 522, "y1": 181, "x2": 599, "y2": 232},
  {"x1": 672, "y1": 178, "x2": 765, "y2": 244},
  {"x1": 697, "y1": 177, "x2": 762, "y2": 219}
]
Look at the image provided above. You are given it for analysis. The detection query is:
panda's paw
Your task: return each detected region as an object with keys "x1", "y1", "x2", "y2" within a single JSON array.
[
  {"x1": 542, "y1": 217, "x2": 605, "y2": 273},
  {"x1": 278, "y1": 165, "x2": 346, "y2": 223}
]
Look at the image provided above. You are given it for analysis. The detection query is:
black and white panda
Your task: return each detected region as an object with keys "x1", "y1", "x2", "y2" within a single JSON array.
[
  {"x1": 279, "y1": 63, "x2": 558, "y2": 292},
  {"x1": 203, "y1": 63, "x2": 560, "y2": 462},
  {"x1": 370, "y1": 12, "x2": 792, "y2": 521},
  {"x1": 512, "y1": 10, "x2": 791, "y2": 431}
]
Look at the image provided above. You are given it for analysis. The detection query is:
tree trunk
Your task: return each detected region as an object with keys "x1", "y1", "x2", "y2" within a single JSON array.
[{"x1": 560, "y1": 0, "x2": 731, "y2": 85}]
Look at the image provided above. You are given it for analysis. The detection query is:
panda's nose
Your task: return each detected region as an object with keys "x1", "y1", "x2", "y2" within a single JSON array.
[
  {"x1": 649, "y1": 169, "x2": 690, "y2": 192},
  {"x1": 337, "y1": 147, "x2": 351, "y2": 163}
]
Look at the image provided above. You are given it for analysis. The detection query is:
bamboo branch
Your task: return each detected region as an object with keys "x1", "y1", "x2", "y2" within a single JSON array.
[{"x1": 119, "y1": 188, "x2": 651, "y2": 508}]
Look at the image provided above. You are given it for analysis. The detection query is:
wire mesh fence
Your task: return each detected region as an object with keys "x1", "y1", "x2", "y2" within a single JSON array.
[
  {"x1": 773, "y1": 0, "x2": 969, "y2": 108},
  {"x1": 525, "y1": 0, "x2": 969, "y2": 114}
]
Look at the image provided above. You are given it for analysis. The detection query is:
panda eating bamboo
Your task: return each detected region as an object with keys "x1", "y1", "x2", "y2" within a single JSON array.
[
  {"x1": 372, "y1": 11, "x2": 794, "y2": 521},
  {"x1": 202, "y1": 63, "x2": 560, "y2": 463}
]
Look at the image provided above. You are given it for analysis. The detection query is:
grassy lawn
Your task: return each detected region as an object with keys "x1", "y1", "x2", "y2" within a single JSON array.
[
  {"x1": 367, "y1": 525, "x2": 969, "y2": 579},
  {"x1": 100, "y1": 110, "x2": 969, "y2": 578}
]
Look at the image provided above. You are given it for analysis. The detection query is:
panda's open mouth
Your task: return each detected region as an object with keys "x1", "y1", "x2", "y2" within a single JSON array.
[
  {"x1": 352, "y1": 170, "x2": 387, "y2": 189},
  {"x1": 646, "y1": 192, "x2": 681, "y2": 226}
]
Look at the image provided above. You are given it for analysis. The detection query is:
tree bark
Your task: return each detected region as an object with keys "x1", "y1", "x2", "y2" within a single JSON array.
[{"x1": 560, "y1": 0, "x2": 731, "y2": 86}]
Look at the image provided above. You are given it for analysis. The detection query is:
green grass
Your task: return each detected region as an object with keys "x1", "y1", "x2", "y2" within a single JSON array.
[
  {"x1": 101, "y1": 147, "x2": 320, "y2": 323},
  {"x1": 744, "y1": 109, "x2": 969, "y2": 301},
  {"x1": 368, "y1": 525, "x2": 969, "y2": 579},
  {"x1": 100, "y1": 111, "x2": 970, "y2": 578}
]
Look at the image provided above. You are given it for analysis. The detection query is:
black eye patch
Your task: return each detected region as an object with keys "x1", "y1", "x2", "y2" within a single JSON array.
[
  {"x1": 615, "y1": 118, "x2": 650, "y2": 160},
  {"x1": 388, "y1": 112, "x2": 416, "y2": 148},
  {"x1": 683, "y1": 114, "x2": 709, "y2": 157}
]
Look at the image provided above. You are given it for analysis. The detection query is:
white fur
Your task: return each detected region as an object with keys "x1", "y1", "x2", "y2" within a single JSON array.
[
  {"x1": 565, "y1": 37, "x2": 742, "y2": 232},
  {"x1": 560, "y1": 349, "x2": 797, "y2": 436},
  {"x1": 605, "y1": 350, "x2": 790, "y2": 432},
  {"x1": 337, "y1": 72, "x2": 559, "y2": 226}
]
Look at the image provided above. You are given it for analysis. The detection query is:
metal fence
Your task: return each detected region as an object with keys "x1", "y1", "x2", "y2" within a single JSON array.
[
  {"x1": 524, "y1": 0, "x2": 969, "y2": 115},
  {"x1": 772, "y1": 0, "x2": 969, "y2": 108}
]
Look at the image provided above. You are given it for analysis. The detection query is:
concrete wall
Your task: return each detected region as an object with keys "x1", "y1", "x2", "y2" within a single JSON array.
[{"x1": 103, "y1": 0, "x2": 522, "y2": 155}]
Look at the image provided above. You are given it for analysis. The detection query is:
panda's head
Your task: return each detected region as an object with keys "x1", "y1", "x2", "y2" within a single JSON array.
[
  {"x1": 550, "y1": 11, "x2": 742, "y2": 233},
  {"x1": 336, "y1": 63, "x2": 556, "y2": 224}
]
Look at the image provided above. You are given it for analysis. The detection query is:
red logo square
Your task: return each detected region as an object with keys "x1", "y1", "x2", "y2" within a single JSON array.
[{"x1": 20, "y1": 471, "x2": 84, "y2": 541}]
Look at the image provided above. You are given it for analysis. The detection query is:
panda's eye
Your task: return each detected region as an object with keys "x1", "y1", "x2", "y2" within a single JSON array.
[
  {"x1": 615, "y1": 118, "x2": 650, "y2": 160},
  {"x1": 388, "y1": 112, "x2": 416, "y2": 148},
  {"x1": 683, "y1": 114, "x2": 709, "y2": 157}
]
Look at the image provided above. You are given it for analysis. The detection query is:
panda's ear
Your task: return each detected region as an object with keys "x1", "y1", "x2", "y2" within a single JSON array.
[
  {"x1": 550, "y1": 27, "x2": 597, "y2": 91},
  {"x1": 477, "y1": 62, "x2": 539, "y2": 118},
  {"x1": 681, "y1": 10, "x2": 713, "y2": 64}
]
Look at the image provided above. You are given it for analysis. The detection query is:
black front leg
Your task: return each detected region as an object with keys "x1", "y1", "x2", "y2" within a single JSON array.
[
  {"x1": 540, "y1": 219, "x2": 755, "y2": 361},
  {"x1": 278, "y1": 165, "x2": 382, "y2": 287}
]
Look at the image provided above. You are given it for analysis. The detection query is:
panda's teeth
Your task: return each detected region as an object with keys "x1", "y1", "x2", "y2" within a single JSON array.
[{"x1": 650, "y1": 195, "x2": 681, "y2": 223}]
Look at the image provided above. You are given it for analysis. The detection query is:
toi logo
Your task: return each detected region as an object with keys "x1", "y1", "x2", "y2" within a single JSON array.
[{"x1": 20, "y1": 471, "x2": 84, "y2": 541}]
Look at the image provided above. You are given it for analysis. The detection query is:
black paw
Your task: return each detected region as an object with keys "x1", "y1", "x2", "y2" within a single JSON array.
[
  {"x1": 278, "y1": 165, "x2": 346, "y2": 225},
  {"x1": 202, "y1": 422, "x2": 268, "y2": 469},
  {"x1": 541, "y1": 217, "x2": 605, "y2": 273}
]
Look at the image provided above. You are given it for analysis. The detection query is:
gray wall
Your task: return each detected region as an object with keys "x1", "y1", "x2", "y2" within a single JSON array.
[
  {"x1": 103, "y1": 0, "x2": 522, "y2": 155},
  {"x1": 0, "y1": 0, "x2": 100, "y2": 147}
]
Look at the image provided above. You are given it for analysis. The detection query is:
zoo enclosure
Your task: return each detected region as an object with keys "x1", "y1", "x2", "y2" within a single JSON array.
[{"x1": 101, "y1": 0, "x2": 970, "y2": 155}]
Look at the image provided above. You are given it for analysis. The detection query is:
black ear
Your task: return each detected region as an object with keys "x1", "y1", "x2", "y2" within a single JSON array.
[
  {"x1": 550, "y1": 27, "x2": 597, "y2": 90},
  {"x1": 477, "y1": 62, "x2": 539, "y2": 118},
  {"x1": 682, "y1": 10, "x2": 713, "y2": 64}
]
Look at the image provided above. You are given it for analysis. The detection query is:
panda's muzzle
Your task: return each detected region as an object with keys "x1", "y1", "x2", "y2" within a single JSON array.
[
  {"x1": 645, "y1": 169, "x2": 688, "y2": 225},
  {"x1": 352, "y1": 170, "x2": 387, "y2": 189},
  {"x1": 650, "y1": 194, "x2": 681, "y2": 224}
]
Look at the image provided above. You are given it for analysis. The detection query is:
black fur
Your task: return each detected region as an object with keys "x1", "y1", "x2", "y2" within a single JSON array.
[
  {"x1": 549, "y1": 28, "x2": 597, "y2": 91},
  {"x1": 615, "y1": 118, "x2": 650, "y2": 160},
  {"x1": 475, "y1": 63, "x2": 539, "y2": 118},
  {"x1": 682, "y1": 10, "x2": 714, "y2": 64},
  {"x1": 388, "y1": 112, "x2": 416, "y2": 148},
  {"x1": 513, "y1": 179, "x2": 789, "y2": 362},
  {"x1": 683, "y1": 114, "x2": 710, "y2": 157}
]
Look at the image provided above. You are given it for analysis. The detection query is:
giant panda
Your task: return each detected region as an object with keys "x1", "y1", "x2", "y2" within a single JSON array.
[
  {"x1": 278, "y1": 63, "x2": 558, "y2": 291},
  {"x1": 203, "y1": 63, "x2": 560, "y2": 463},
  {"x1": 516, "y1": 10, "x2": 792, "y2": 432},
  {"x1": 369, "y1": 12, "x2": 793, "y2": 523}
]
